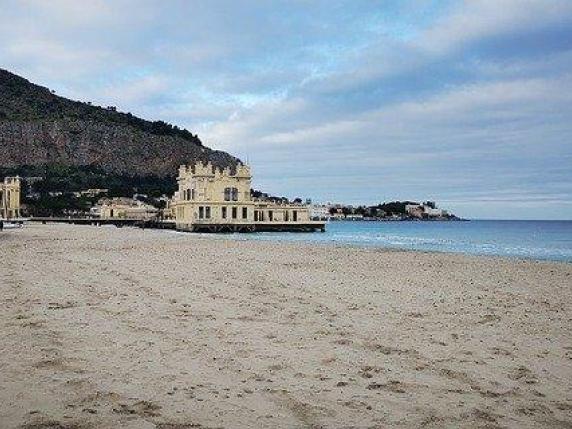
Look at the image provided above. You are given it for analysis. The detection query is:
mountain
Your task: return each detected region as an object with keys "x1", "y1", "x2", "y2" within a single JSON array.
[{"x1": 0, "y1": 68, "x2": 239, "y2": 177}]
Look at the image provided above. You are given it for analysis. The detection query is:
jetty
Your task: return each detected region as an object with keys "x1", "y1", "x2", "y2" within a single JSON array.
[
  {"x1": 28, "y1": 217, "x2": 324, "y2": 233},
  {"x1": 29, "y1": 217, "x2": 176, "y2": 229}
]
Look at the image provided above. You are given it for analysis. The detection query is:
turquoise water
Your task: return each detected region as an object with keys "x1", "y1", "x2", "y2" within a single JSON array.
[{"x1": 229, "y1": 220, "x2": 572, "y2": 262}]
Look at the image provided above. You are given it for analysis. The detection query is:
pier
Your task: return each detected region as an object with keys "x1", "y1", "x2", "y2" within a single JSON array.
[
  {"x1": 178, "y1": 221, "x2": 326, "y2": 233},
  {"x1": 28, "y1": 217, "x2": 325, "y2": 233},
  {"x1": 29, "y1": 217, "x2": 176, "y2": 230}
]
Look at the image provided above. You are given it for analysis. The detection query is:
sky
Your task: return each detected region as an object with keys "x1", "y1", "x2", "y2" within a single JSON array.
[{"x1": 1, "y1": 0, "x2": 571, "y2": 219}]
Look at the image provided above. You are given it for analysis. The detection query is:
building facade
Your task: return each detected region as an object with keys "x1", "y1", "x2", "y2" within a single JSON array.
[
  {"x1": 405, "y1": 203, "x2": 448, "y2": 218},
  {"x1": 97, "y1": 197, "x2": 158, "y2": 220},
  {"x1": 310, "y1": 204, "x2": 331, "y2": 221},
  {"x1": 1, "y1": 177, "x2": 21, "y2": 220},
  {"x1": 173, "y1": 162, "x2": 322, "y2": 232},
  {"x1": 424, "y1": 207, "x2": 447, "y2": 217}
]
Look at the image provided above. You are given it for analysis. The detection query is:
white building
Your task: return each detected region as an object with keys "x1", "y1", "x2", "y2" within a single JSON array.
[
  {"x1": 424, "y1": 207, "x2": 447, "y2": 217},
  {"x1": 310, "y1": 204, "x2": 330, "y2": 221},
  {"x1": 406, "y1": 203, "x2": 447, "y2": 218}
]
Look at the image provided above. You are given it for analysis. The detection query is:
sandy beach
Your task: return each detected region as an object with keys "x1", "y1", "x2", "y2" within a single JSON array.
[{"x1": 1, "y1": 223, "x2": 571, "y2": 429}]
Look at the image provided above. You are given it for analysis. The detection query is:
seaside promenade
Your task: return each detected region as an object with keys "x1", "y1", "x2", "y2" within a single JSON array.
[{"x1": 1, "y1": 224, "x2": 571, "y2": 429}]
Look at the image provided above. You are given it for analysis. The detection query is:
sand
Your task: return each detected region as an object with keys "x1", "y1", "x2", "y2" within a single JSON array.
[{"x1": 1, "y1": 223, "x2": 571, "y2": 429}]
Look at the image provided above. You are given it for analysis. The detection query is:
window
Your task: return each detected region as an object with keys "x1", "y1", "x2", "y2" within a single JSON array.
[
  {"x1": 254, "y1": 211, "x2": 259, "y2": 221},
  {"x1": 268, "y1": 210, "x2": 273, "y2": 221},
  {"x1": 293, "y1": 210, "x2": 298, "y2": 221},
  {"x1": 191, "y1": 189, "x2": 195, "y2": 200},
  {"x1": 242, "y1": 207, "x2": 248, "y2": 219},
  {"x1": 222, "y1": 207, "x2": 227, "y2": 219},
  {"x1": 205, "y1": 206, "x2": 211, "y2": 219},
  {"x1": 232, "y1": 207, "x2": 237, "y2": 219},
  {"x1": 199, "y1": 206, "x2": 204, "y2": 219},
  {"x1": 284, "y1": 211, "x2": 289, "y2": 221},
  {"x1": 224, "y1": 187, "x2": 238, "y2": 201}
]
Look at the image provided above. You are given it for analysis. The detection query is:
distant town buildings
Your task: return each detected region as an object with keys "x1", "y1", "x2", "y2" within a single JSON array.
[
  {"x1": 2, "y1": 166, "x2": 456, "y2": 225},
  {"x1": 0, "y1": 177, "x2": 21, "y2": 219},
  {"x1": 307, "y1": 200, "x2": 455, "y2": 221}
]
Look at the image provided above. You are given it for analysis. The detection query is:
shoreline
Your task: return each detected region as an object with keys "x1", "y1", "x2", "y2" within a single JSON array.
[
  {"x1": 6, "y1": 221, "x2": 572, "y2": 265},
  {"x1": 146, "y1": 223, "x2": 572, "y2": 265},
  {"x1": 1, "y1": 224, "x2": 571, "y2": 428},
  {"x1": 13, "y1": 221, "x2": 572, "y2": 265},
  {"x1": 17, "y1": 219, "x2": 572, "y2": 264}
]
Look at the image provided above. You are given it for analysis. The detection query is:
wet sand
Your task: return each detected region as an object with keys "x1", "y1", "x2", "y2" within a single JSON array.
[{"x1": 1, "y1": 223, "x2": 571, "y2": 429}]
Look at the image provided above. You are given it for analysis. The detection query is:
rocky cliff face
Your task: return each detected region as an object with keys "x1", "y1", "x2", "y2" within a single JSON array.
[
  {"x1": 0, "y1": 119, "x2": 236, "y2": 176},
  {"x1": 0, "y1": 69, "x2": 239, "y2": 176}
]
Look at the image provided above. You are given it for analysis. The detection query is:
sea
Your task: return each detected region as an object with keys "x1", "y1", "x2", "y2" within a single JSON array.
[{"x1": 226, "y1": 220, "x2": 572, "y2": 262}]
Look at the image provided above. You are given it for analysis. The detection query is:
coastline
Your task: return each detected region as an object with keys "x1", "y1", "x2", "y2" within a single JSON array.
[
  {"x1": 1, "y1": 224, "x2": 571, "y2": 428},
  {"x1": 171, "y1": 220, "x2": 572, "y2": 263},
  {"x1": 183, "y1": 230, "x2": 572, "y2": 265}
]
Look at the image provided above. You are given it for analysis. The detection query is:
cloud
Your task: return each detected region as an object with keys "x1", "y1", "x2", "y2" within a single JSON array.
[
  {"x1": 99, "y1": 75, "x2": 171, "y2": 105},
  {"x1": 418, "y1": 0, "x2": 572, "y2": 54}
]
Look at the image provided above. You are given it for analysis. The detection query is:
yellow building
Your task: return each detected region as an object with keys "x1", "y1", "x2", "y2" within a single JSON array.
[
  {"x1": 98, "y1": 197, "x2": 159, "y2": 221},
  {"x1": 1, "y1": 177, "x2": 21, "y2": 220},
  {"x1": 173, "y1": 162, "x2": 324, "y2": 232}
]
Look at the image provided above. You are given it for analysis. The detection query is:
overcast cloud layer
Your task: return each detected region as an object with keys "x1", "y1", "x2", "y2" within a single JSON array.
[{"x1": 1, "y1": 0, "x2": 571, "y2": 219}]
